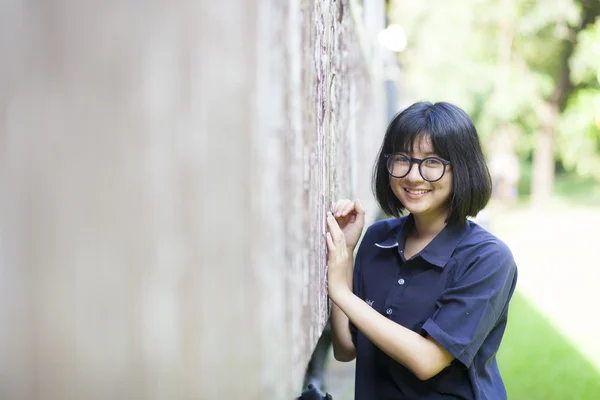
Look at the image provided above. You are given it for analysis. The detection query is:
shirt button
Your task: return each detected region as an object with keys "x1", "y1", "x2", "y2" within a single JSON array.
[
  {"x1": 386, "y1": 308, "x2": 393, "y2": 315},
  {"x1": 398, "y1": 278, "x2": 405, "y2": 285}
]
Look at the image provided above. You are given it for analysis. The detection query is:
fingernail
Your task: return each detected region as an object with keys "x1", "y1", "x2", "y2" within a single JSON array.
[{"x1": 327, "y1": 211, "x2": 332, "y2": 217}]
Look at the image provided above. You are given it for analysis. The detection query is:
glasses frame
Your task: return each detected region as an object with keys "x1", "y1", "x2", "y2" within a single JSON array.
[{"x1": 384, "y1": 153, "x2": 451, "y2": 182}]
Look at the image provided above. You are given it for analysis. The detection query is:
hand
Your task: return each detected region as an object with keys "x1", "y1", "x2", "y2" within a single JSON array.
[
  {"x1": 330, "y1": 199, "x2": 365, "y2": 251},
  {"x1": 326, "y1": 211, "x2": 353, "y2": 299}
]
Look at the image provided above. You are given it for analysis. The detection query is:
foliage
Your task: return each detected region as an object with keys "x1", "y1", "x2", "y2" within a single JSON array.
[
  {"x1": 556, "y1": 89, "x2": 600, "y2": 179},
  {"x1": 570, "y1": 15, "x2": 600, "y2": 85},
  {"x1": 389, "y1": 0, "x2": 600, "y2": 182},
  {"x1": 556, "y1": 21, "x2": 600, "y2": 180}
]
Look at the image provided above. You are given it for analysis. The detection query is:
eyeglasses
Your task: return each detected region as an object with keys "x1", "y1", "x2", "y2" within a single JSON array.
[{"x1": 384, "y1": 153, "x2": 451, "y2": 182}]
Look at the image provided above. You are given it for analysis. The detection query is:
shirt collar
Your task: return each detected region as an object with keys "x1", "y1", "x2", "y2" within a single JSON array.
[{"x1": 374, "y1": 214, "x2": 469, "y2": 268}]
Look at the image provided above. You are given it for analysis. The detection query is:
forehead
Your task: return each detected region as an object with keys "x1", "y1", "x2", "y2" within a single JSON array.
[{"x1": 401, "y1": 135, "x2": 435, "y2": 156}]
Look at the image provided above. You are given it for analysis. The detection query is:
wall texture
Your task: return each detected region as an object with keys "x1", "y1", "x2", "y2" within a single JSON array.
[{"x1": 0, "y1": 1, "x2": 386, "y2": 399}]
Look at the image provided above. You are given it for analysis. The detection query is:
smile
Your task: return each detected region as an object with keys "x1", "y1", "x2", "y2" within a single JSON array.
[{"x1": 404, "y1": 188, "x2": 431, "y2": 195}]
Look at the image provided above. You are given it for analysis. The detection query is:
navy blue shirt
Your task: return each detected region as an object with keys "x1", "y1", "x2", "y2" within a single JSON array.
[{"x1": 350, "y1": 215, "x2": 517, "y2": 400}]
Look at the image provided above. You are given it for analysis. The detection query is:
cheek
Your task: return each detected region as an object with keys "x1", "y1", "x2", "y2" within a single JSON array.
[
  {"x1": 390, "y1": 179, "x2": 403, "y2": 198},
  {"x1": 442, "y1": 176, "x2": 453, "y2": 200},
  {"x1": 435, "y1": 176, "x2": 453, "y2": 199}
]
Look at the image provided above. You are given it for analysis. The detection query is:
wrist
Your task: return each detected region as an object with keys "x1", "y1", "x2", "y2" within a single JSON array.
[{"x1": 328, "y1": 281, "x2": 352, "y2": 303}]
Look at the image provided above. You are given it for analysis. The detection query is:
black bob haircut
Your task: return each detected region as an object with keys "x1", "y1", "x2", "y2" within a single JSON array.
[{"x1": 373, "y1": 101, "x2": 492, "y2": 224}]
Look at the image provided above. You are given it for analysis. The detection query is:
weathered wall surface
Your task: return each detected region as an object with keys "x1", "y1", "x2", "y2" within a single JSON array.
[{"x1": 0, "y1": 1, "x2": 386, "y2": 399}]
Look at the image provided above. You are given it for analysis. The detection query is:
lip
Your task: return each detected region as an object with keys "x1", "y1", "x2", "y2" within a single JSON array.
[{"x1": 403, "y1": 187, "x2": 431, "y2": 199}]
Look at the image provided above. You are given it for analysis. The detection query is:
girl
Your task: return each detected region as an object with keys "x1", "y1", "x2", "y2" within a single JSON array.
[{"x1": 326, "y1": 102, "x2": 517, "y2": 399}]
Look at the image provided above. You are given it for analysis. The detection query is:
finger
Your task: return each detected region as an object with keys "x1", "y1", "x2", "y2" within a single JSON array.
[
  {"x1": 326, "y1": 212, "x2": 344, "y2": 243},
  {"x1": 341, "y1": 200, "x2": 356, "y2": 217},
  {"x1": 330, "y1": 228, "x2": 345, "y2": 249},
  {"x1": 335, "y1": 199, "x2": 351, "y2": 217},
  {"x1": 325, "y1": 232, "x2": 335, "y2": 251},
  {"x1": 355, "y1": 198, "x2": 366, "y2": 223},
  {"x1": 355, "y1": 198, "x2": 365, "y2": 214},
  {"x1": 332, "y1": 200, "x2": 342, "y2": 215}
]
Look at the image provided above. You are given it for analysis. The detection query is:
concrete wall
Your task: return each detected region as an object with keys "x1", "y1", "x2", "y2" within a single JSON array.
[{"x1": 0, "y1": 1, "x2": 386, "y2": 399}]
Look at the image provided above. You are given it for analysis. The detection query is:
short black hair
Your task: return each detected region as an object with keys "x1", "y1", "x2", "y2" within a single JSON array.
[{"x1": 372, "y1": 101, "x2": 492, "y2": 224}]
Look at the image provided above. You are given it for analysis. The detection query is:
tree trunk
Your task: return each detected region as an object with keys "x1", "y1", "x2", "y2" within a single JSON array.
[
  {"x1": 531, "y1": 103, "x2": 558, "y2": 206},
  {"x1": 530, "y1": 0, "x2": 600, "y2": 205}
]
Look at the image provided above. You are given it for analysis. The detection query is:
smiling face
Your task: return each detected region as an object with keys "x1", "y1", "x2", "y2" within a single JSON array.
[
  {"x1": 390, "y1": 134, "x2": 453, "y2": 223},
  {"x1": 374, "y1": 101, "x2": 492, "y2": 224}
]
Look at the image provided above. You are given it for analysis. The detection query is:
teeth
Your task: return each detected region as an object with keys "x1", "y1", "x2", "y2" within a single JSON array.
[{"x1": 405, "y1": 188, "x2": 429, "y2": 195}]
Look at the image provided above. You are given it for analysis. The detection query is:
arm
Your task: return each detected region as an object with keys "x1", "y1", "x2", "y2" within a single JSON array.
[
  {"x1": 330, "y1": 286, "x2": 453, "y2": 380},
  {"x1": 327, "y1": 214, "x2": 518, "y2": 380},
  {"x1": 329, "y1": 256, "x2": 356, "y2": 362},
  {"x1": 327, "y1": 199, "x2": 366, "y2": 362},
  {"x1": 325, "y1": 213, "x2": 453, "y2": 379}
]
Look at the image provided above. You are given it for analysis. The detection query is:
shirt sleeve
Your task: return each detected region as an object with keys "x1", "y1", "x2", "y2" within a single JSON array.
[{"x1": 422, "y1": 240, "x2": 518, "y2": 368}]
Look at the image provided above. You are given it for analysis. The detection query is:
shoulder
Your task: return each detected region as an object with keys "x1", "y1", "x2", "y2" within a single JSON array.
[
  {"x1": 362, "y1": 216, "x2": 406, "y2": 243},
  {"x1": 354, "y1": 216, "x2": 406, "y2": 256},
  {"x1": 455, "y1": 221, "x2": 517, "y2": 273}
]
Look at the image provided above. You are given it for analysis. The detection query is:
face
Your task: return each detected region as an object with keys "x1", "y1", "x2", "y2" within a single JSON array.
[{"x1": 389, "y1": 135, "x2": 453, "y2": 222}]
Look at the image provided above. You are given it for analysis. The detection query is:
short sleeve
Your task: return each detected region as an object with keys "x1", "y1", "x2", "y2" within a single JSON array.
[{"x1": 422, "y1": 241, "x2": 517, "y2": 367}]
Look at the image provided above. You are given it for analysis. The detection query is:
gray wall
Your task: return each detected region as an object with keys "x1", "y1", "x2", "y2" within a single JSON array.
[{"x1": 0, "y1": 1, "x2": 386, "y2": 399}]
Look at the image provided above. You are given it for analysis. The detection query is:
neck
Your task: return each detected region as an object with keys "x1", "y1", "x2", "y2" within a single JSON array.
[{"x1": 411, "y1": 211, "x2": 449, "y2": 240}]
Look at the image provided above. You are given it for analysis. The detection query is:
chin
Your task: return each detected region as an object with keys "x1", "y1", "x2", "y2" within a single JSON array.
[
  {"x1": 400, "y1": 200, "x2": 428, "y2": 214},
  {"x1": 405, "y1": 206, "x2": 429, "y2": 216}
]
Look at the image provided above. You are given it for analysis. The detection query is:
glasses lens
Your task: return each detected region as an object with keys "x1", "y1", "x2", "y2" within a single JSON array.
[
  {"x1": 420, "y1": 158, "x2": 444, "y2": 181},
  {"x1": 387, "y1": 154, "x2": 411, "y2": 177}
]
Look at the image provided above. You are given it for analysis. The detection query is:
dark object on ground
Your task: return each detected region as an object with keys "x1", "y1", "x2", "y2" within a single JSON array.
[{"x1": 297, "y1": 384, "x2": 333, "y2": 400}]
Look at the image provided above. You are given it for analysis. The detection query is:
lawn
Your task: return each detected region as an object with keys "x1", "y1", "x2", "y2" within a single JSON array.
[
  {"x1": 492, "y1": 189, "x2": 600, "y2": 399},
  {"x1": 498, "y1": 291, "x2": 600, "y2": 400}
]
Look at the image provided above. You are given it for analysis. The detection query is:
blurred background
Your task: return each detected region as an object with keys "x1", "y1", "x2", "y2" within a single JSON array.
[{"x1": 0, "y1": 0, "x2": 599, "y2": 399}]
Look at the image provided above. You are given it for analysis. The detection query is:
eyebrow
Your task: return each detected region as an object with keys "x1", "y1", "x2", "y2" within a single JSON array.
[{"x1": 398, "y1": 150, "x2": 439, "y2": 157}]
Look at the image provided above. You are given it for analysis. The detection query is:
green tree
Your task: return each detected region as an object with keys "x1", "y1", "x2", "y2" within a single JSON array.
[
  {"x1": 557, "y1": 20, "x2": 600, "y2": 180},
  {"x1": 389, "y1": 0, "x2": 600, "y2": 203}
]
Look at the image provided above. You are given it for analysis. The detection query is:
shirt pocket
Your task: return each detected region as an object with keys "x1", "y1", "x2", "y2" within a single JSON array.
[{"x1": 391, "y1": 266, "x2": 449, "y2": 332}]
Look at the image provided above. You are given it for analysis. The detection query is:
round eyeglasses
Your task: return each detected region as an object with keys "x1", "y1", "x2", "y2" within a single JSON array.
[{"x1": 385, "y1": 153, "x2": 451, "y2": 182}]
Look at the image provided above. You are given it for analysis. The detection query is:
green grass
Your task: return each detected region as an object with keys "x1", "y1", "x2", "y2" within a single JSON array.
[{"x1": 498, "y1": 291, "x2": 600, "y2": 400}]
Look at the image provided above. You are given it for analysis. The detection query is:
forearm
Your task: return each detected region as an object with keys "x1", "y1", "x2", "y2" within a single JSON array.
[
  {"x1": 330, "y1": 287, "x2": 453, "y2": 380},
  {"x1": 330, "y1": 301, "x2": 356, "y2": 361},
  {"x1": 329, "y1": 254, "x2": 356, "y2": 361}
]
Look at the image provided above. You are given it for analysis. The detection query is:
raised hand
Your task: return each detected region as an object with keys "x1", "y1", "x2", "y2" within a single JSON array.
[
  {"x1": 330, "y1": 199, "x2": 366, "y2": 251},
  {"x1": 325, "y1": 210, "x2": 352, "y2": 298}
]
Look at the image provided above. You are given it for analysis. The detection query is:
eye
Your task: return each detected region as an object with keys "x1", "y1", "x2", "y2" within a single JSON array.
[
  {"x1": 423, "y1": 158, "x2": 441, "y2": 167},
  {"x1": 393, "y1": 154, "x2": 410, "y2": 163}
]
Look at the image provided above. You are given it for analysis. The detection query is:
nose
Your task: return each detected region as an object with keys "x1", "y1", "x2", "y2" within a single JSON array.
[{"x1": 404, "y1": 160, "x2": 423, "y2": 182}]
